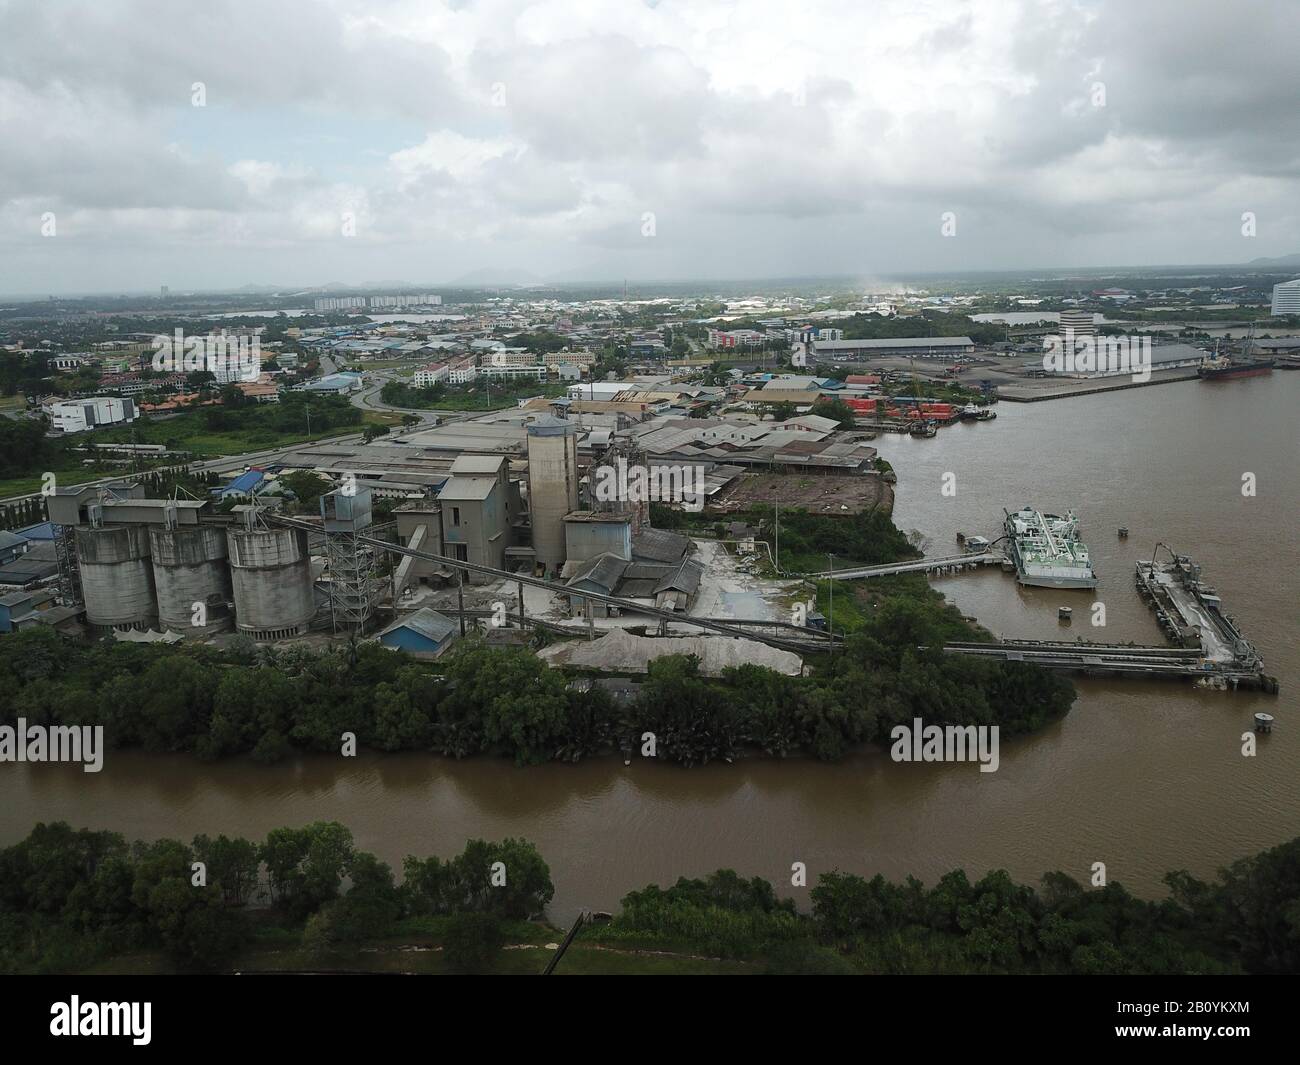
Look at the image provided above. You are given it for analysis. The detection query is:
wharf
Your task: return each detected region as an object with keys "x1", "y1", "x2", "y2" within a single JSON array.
[
  {"x1": 943, "y1": 639, "x2": 1274, "y2": 689},
  {"x1": 806, "y1": 550, "x2": 1002, "y2": 581},
  {"x1": 1135, "y1": 551, "x2": 1265, "y2": 671},
  {"x1": 996, "y1": 368, "x2": 1197, "y2": 402},
  {"x1": 942, "y1": 549, "x2": 1279, "y2": 692}
]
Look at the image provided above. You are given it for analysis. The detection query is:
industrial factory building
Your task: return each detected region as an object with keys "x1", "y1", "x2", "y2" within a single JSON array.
[
  {"x1": 24, "y1": 393, "x2": 880, "y2": 648},
  {"x1": 806, "y1": 336, "x2": 976, "y2": 359}
]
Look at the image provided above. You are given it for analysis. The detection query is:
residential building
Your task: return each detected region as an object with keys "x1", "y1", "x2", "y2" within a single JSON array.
[
  {"x1": 1271, "y1": 278, "x2": 1300, "y2": 316},
  {"x1": 479, "y1": 363, "x2": 548, "y2": 380},
  {"x1": 448, "y1": 357, "x2": 478, "y2": 384},
  {"x1": 413, "y1": 363, "x2": 450, "y2": 387}
]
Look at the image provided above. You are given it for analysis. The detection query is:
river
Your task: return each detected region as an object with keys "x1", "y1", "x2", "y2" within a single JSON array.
[{"x1": 3, "y1": 374, "x2": 1296, "y2": 922}]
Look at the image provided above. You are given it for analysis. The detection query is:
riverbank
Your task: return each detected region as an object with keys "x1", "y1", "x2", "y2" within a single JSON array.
[{"x1": 9, "y1": 819, "x2": 1297, "y2": 975}]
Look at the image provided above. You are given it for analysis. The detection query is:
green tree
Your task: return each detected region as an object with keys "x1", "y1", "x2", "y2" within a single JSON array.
[{"x1": 442, "y1": 912, "x2": 505, "y2": 973}]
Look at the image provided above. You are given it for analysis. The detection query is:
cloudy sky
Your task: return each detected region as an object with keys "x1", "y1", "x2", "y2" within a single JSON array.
[{"x1": 1, "y1": 0, "x2": 1297, "y2": 294}]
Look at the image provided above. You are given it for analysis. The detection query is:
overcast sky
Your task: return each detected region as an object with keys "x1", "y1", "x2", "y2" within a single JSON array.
[{"x1": 1, "y1": 0, "x2": 1297, "y2": 295}]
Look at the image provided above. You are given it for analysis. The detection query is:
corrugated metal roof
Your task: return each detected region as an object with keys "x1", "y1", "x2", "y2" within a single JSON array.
[
  {"x1": 565, "y1": 552, "x2": 629, "y2": 591},
  {"x1": 437, "y1": 476, "x2": 496, "y2": 501},
  {"x1": 378, "y1": 607, "x2": 456, "y2": 645},
  {"x1": 655, "y1": 559, "x2": 703, "y2": 595},
  {"x1": 631, "y1": 528, "x2": 689, "y2": 563}
]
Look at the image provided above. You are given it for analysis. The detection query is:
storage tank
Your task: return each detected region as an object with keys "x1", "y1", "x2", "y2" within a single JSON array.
[
  {"x1": 526, "y1": 413, "x2": 578, "y2": 571},
  {"x1": 225, "y1": 525, "x2": 316, "y2": 640},
  {"x1": 149, "y1": 525, "x2": 233, "y2": 636},
  {"x1": 75, "y1": 525, "x2": 158, "y2": 632}
]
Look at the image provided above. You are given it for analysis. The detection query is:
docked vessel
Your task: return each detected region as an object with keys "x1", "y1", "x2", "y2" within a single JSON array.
[
  {"x1": 1198, "y1": 332, "x2": 1275, "y2": 380},
  {"x1": 959, "y1": 404, "x2": 997, "y2": 421},
  {"x1": 1197, "y1": 353, "x2": 1275, "y2": 380},
  {"x1": 1003, "y1": 506, "x2": 1098, "y2": 589}
]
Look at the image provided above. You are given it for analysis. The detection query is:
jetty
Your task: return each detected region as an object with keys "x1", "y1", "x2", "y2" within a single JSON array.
[
  {"x1": 943, "y1": 545, "x2": 1278, "y2": 693},
  {"x1": 806, "y1": 550, "x2": 1003, "y2": 581},
  {"x1": 943, "y1": 639, "x2": 1276, "y2": 690}
]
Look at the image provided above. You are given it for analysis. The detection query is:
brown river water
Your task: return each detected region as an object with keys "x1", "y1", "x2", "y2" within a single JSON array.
[{"x1": 2, "y1": 374, "x2": 1296, "y2": 923}]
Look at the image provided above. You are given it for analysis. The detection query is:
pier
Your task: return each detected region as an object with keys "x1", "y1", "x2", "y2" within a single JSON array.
[
  {"x1": 806, "y1": 550, "x2": 1003, "y2": 581},
  {"x1": 943, "y1": 639, "x2": 1276, "y2": 689},
  {"x1": 942, "y1": 545, "x2": 1279, "y2": 693}
]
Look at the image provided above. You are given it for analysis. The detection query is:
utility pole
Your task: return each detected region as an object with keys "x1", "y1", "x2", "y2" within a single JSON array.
[
  {"x1": 457, "y1": 568, "x2": 466, "y2": 636},
  {"x1": 827, "y1": 553, "x2": 835, "y2": 656},
  {"x1": 773, "y1": 495, "x2": 780, "y2": 572}
]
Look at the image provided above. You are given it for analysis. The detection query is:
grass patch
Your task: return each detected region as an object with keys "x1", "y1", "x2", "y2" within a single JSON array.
[{"x1": 93, "y1": 405, "x2": 361, "y2": 457}]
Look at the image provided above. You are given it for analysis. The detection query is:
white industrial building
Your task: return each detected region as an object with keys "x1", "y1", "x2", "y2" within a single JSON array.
[{"x1": 44, "y1": 396, "x2": 137, "y2": 434}]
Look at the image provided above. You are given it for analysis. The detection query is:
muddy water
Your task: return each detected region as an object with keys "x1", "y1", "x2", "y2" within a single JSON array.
[{"x1": 2, "y1": 375, "x2": 1296, "y2": 922}]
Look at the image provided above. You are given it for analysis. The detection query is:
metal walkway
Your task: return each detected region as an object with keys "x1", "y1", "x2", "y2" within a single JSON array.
[
  {"x1": 806, "y1": 551, "x2": 1003, "y2": 581},
  {"x1": 943, "y1": 639, "x2": 1274, "y2": 687}
]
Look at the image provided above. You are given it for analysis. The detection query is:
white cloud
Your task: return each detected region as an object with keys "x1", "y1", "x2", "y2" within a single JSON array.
[{"x1": 0, "y1": 0, "x2": 1297, "y2": 291}]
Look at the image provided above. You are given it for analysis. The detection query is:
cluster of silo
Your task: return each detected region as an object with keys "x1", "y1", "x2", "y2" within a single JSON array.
[{"x1": 62, "y1": 488, "x2": 318, "y2": 640}]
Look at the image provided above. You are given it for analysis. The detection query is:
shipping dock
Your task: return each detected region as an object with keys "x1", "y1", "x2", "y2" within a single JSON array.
[
  {"x1": 1134, "y1": 546, "x2": 1273, "y2": 688},
  {"x1": 942, "y1": 544, "x2": 1278, "y2": 693}
]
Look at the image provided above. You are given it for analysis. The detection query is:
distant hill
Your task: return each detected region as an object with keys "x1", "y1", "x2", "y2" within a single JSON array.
[
  {"x1": 446, "y1": 267, "x2": 545, "y2": 287},
  {"x1": 1246, "y1": 253, "x2": 1300, "y2": 267}
]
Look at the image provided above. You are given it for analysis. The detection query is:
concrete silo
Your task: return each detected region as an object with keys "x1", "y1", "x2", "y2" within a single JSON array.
[
  {"x1": 526, "y1": 413, "x2": 578, "y2": 572},
  {"x1": 149, "y1": 523, "x2": 233, "y2": 635},
  {"x1": 75, "y1": 524, "x2": 158, "y2": 632},
  {"x1": 225, "y1": 523, "x2": 316, "y2": 640}
]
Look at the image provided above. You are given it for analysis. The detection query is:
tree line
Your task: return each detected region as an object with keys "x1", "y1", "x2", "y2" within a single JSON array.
[
  {"x1": 0, "y1": 584, "x2": 1073, "y2": 768},
  {"x1": 594, "y1": 834, "x2": 1300, "y2": 974},
  {"x1": 5, "y1": 819, "x2": 1298, "y2": 974},
  {"x1": 0, "y1": 821, "x2": 551, "y2": 973}
]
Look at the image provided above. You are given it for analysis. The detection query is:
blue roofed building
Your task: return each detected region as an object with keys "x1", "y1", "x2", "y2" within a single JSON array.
[
  {"x1": 212, "y1": 469, "x2": 266, "y2": 500},
  {"x1": 14, "y1": 522, "x2": 57, "y2": 542},
  {"x1": 0, "y1": 530, "x2": 28, "y2": 566},
  {"x1": 376, "y1": 607, "x2": 458, "y2": 659}
]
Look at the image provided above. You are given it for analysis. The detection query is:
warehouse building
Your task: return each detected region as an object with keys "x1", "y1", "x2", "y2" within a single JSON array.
[{"x1": 808, "y1": 336, "x2": 976, "y2": 359}]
